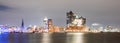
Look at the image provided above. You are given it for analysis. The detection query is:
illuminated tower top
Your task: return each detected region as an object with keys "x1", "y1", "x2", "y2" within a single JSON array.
[{"x1": 44, "y1": 17, "x2": 48, "y2": 21}]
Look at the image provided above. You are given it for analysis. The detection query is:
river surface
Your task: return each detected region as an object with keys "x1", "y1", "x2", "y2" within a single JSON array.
[{"x1": 0, "y1": 32, "x2": 120, "y2": 43}]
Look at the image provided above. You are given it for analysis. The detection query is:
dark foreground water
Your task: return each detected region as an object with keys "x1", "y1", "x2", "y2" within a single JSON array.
[{"x1": 0, "y1": 32, "x2": 120, "y2": 43}]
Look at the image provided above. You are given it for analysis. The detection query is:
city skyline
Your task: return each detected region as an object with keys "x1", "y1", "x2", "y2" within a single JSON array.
[{"x1": 0, "y1": 0, "x2": 120, "y2": 27}]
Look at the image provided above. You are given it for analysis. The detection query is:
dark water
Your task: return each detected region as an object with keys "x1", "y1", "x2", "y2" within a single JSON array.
[{"x1": 0, "y1": 32, "x2": 120, "y2": 43}]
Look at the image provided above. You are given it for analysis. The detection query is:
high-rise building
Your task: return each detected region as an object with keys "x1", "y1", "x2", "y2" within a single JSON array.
[
  {"x1": 66, "y1": 11, "x2": 76, "y2": 25},
  {"x1": 79, "y1": 16, "x2": 86, "y2": 25},
  {"x1": 48, "y1": 19, "x2": 53, "y2": 29},
  {"x1": 66, "y1": 11, "x2": 86, "y2": 26},
  {"x1": 70, "y1": 16, "x2": 86, "y2": 27},
  {"x1": 66, "y1": 11, "x2": 88, "y2": 32},
  {"x1": 43, "y1": 17, "x2": 49, "y2": 32}
]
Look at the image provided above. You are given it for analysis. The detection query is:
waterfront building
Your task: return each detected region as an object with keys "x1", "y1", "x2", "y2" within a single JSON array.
[
  {"x1": 48, "y1": 19, "x2": 53, "y2": 29},
  {"x1": 66, "y1": 11, "x2": 88, "y2": 32},
  {"x1": 43, "y1": 17, "x2": 49, "y2": 32},
  {"x1": 66, "y1": 11, "x2": 86, "y2": 26},
  {"x1": 48, "y1": 19, "x2": 61, "y2": 32},
  {"x1": 66, "y1": 11, "x2": 76, "y2": 25},
  {"x1": 72, "y1": 16, "x2": 86, "y2": 26}
]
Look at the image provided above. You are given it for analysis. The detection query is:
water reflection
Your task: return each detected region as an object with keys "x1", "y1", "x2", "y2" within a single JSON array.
[
  {"x1": 83, "y1": 33, "x2": 120, "y2": 43},
  {"x1": 0, "y1": 33, "x2": 9, "y2": 43},
  {"x1": 0, "y1": 32, "x2": 120, "y2": 43},
  {"x1": 27, "y1": 33, "x2": 42, "y2": 43},
  {"x1": 66, "y1": 33, "x2": 84, "y2": 43},
  {"x1": 42, "y1": 33, "x2": 51, "y2": 43},
  {"x1": 8, "y1": 33, "x2": 28, "y2": 43},
  {"x1": 51, "y1": 33, "x2": 67, "y2": 43}
]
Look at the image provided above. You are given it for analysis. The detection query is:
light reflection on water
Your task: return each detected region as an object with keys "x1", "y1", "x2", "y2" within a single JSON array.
[
  {"x1": 42, "y1": 33, "x2": 51, "y2": 43},
  {"x1": 0, "y1": 32, "x2": 120, "y2": 43},
  {"x1": 8, "y1": 33, "x2": 28, "y2": 43},
  {"x1": 0, "y1": 33, "x2": 9, "y2": 43},
  {"x1": 66, "y1": 33, "x2": 84, "y2": 43}
]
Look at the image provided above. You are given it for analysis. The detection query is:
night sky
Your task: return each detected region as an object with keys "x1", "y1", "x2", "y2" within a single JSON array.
[{"x1": 0, "y1": 0, "x2": 120, "y2": 27}]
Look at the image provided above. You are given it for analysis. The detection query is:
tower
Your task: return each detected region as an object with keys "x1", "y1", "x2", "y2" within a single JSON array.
[{"x1": 21, "y1": 19, "x2": 24, "y2": 29}]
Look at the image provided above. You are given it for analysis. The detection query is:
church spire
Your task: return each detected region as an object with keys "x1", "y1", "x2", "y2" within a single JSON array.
[{"x1": 21, "y1": 19, "x2": 24, "y2": 29}]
